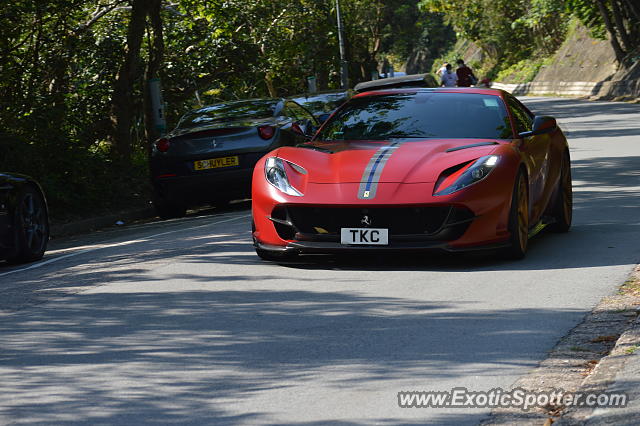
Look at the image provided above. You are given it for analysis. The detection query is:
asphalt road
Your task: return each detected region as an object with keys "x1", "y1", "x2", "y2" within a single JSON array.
[{"x1": 1, "y1": 97, "x2": 639, "y2": 425}]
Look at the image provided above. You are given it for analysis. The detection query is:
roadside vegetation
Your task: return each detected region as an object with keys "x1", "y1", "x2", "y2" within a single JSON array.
[
  {"x1": 0, "y1": 0, "x2": 638, "y2": 220},
  {"x1": 423, "y1": 0, "x2": 640, "y2": 82}
]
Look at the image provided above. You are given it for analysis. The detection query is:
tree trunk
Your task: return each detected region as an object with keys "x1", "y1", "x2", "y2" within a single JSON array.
[
  {"x1": 111, "y1": 0, "x2": 148, "y2": 162},
  {"x1": 265, "y1": 73, "x2": 277, "y2": 97},
  {"x1": 611, "y1": 0, "x2": 632, "y2": 51},
  {"x1": 143, "y1": 0, "x2": 164, "y2": 153},
  {"x1": 622, "y1": 0, "x2": 640, "y2": 22},
  {"x1": 596, "y1": 0, "x2": 626, "y2": 63},
  {"x1": 27, "y1": 8, "x2": 43, "y2": 104}
]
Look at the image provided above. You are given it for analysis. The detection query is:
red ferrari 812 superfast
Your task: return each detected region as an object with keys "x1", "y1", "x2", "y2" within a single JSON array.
[{"x1": 251, "y1": 88, "x2": 572, "y2": 261}]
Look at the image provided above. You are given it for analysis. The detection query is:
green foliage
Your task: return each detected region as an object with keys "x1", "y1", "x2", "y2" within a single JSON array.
[
  {"x1": 512, "y1": 0, "x2": 568, "y2": 54},
  {"x1": 566, "y1": 0, "x2": 607, "y2": 39},
  {"x1": 495, "y1": 57, "x2": 553, "y2": 83},
  {"x1": 423, "y1": 0, "x2": 639, "y2": 80},
  {"x1": 421, "y1": 0, "x2": 567, "y2": 68},
  {"x1": 0, "y1": 132, "x2": 149, "y2": 219}
]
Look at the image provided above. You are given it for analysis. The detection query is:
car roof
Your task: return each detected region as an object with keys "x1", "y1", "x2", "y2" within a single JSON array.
[
  {"x1": 352, "y1": 87, "x2": 508, "y2": 99},
  {"x1": 353, "y1": 73, "x2": 438, "y2": 92},
  {"x1": 291, "y1": 89, "x2": 349, "y2": 98},
  {"x1": 193, "y1": 97, "x2": 283, "y2": 111},
  {"x1": 289, "y1": 91, "x2": 350, "y2": 105}
]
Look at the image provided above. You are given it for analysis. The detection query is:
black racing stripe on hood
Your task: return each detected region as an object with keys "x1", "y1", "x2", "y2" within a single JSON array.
[{"x1": 357, "y1": 142, "x2": 403, "y2": 200}]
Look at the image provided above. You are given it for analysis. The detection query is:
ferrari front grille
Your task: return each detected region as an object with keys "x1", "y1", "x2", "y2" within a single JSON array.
[{"x1": 271, "y1": 205, "x2": 474, "y2": 242}]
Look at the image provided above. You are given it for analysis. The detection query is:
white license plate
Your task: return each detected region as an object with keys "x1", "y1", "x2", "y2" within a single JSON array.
[{"x1": 340, "y1": 228, "x2": 389, "y2": 245}]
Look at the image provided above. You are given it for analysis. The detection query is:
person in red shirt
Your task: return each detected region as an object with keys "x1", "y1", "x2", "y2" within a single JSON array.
[{"x1": 455, "y1": 59, "x2": 477, "y2": 87}]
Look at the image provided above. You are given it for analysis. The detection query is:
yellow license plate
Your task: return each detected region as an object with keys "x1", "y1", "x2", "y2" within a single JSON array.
[{"x1": 194, "y1": 156, "x2": 239, "y2": 170}]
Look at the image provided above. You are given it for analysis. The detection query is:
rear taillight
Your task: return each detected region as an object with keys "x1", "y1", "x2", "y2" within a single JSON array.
[
  {"x1": 155, "y1": 138, "x2": 170, "y2": 152},
  {"x1": 258, "y1": 125, "x2": 275, "y2": 140}
]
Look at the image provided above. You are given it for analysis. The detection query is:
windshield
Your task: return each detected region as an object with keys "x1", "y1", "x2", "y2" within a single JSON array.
[
  {"x1": 316, "y1": 92, "x2": 512, "y2": 140},
  {"x1": 293, "y1": 92, "x2": 349, "y2": 114},
  {"x1": 177, "y1": 100, "x2": 280, "y2": 129}
]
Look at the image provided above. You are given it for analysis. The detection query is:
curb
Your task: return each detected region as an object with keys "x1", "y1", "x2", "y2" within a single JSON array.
[
  {"x1": 557, "y1": 313, "x2": 640, "y2": 424},
  {"x1": 50, "y1": 207, "x2": 156, "y2": 239}
]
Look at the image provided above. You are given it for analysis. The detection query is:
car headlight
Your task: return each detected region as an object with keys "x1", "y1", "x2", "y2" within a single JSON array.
[
  {"x1": 434, "y1": 155, "x2": 500, "y2": 195},
  {"x1": 265, "y1": 157, "x2": 304, "y2": 196}
]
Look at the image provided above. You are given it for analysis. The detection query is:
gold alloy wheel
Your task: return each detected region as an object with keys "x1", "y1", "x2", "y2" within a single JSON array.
[
  {"x1": 562, "y1": 158, "x2": 573, "y2": 223},
  {"x1": 517, "y1": 175, "x2": 529, "y2": 253}
]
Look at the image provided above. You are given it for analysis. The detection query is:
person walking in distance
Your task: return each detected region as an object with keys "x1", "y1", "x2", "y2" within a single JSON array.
[
  {"x1": 455, "y1": 59, "x2": 477, "y2": 87},
  {"x1": 441, "y1": 64, "x2": 458, "y2": 87},
  {"x1": 436, "y1": 62, "x2": 448, "y2": 78}
]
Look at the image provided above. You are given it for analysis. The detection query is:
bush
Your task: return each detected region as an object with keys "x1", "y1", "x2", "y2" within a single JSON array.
[
  {"x1": 495, "y1": 57, "x2": 553, "y2": 83},
  {"x1": 0, "y1": 133, "x2": 150, "y2": 221}
]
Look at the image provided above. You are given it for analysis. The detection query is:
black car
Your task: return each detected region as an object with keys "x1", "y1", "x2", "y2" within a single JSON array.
[
  {"x1": 0, "y1": 173, "x2": 49, "y2": 264},
  {"x1": 290, "y1": 90, "x2": 351, "y2": 123},
  {"x1": 150, "y1": 98, "x2": 318, "y2": 218}
]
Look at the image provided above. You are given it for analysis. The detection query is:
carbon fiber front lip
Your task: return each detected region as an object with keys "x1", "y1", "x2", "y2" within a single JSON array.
[
  {"x1": 288, "y1": 240, "x2": 449, "y2": 253},
  {"x1": 255, "y1": 239, "x2": 510, "y2": 254}
]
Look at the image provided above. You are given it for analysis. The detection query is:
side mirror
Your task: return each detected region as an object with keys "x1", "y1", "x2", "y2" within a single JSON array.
[{"x1": 518, "y1": 116, "x2": 557, "y2": 138}]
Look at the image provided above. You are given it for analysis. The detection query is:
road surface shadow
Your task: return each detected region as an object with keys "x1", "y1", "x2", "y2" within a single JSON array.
[
  {"x1": 521, "y1": 97, "x2": 640, "y2": 120},
  {"x1": 520, "y1": 97, "x2": 640, "y2": 140},
  {"x1": 0, "y1": 287, "x2": 587, "y2": 425}
]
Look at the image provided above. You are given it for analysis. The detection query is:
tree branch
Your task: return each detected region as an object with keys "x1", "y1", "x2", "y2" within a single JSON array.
[{"x1": 74, "y1": 0, "x2": 129, "y2": 35}]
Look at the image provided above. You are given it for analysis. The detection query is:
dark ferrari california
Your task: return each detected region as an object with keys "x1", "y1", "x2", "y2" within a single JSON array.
[{"x1": 150, "y1": 98, "x2": 318, "y2": 218}]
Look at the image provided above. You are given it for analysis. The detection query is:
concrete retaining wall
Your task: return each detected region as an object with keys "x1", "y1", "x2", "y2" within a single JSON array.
[
  {"x1": 489, "y1": 23, "x2": 639, "y2": 100},
  {"x1": 491, "y1": 72, "x2": 640, "y2": 100},
  {"x1": 490, "y1": 81, "x2": 601, "y2": 97}
]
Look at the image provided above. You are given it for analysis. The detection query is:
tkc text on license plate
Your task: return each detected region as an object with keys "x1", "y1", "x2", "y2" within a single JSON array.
[{"x1": 340, "y1": 228, "x2": 389, "y2": 245}]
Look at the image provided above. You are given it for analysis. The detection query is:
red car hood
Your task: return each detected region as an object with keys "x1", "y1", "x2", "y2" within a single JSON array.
[{"x1": 277, "y1": 139, "x2": 504, "y2": 184}]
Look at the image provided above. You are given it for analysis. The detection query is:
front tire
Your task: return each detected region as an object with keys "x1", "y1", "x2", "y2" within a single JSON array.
[
  {"x1": 7, "y1": 186, "x2": 49, "y2": 264},
  {"x1": 503, "y1": 170, "x2": 529, "y2": 260}
]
